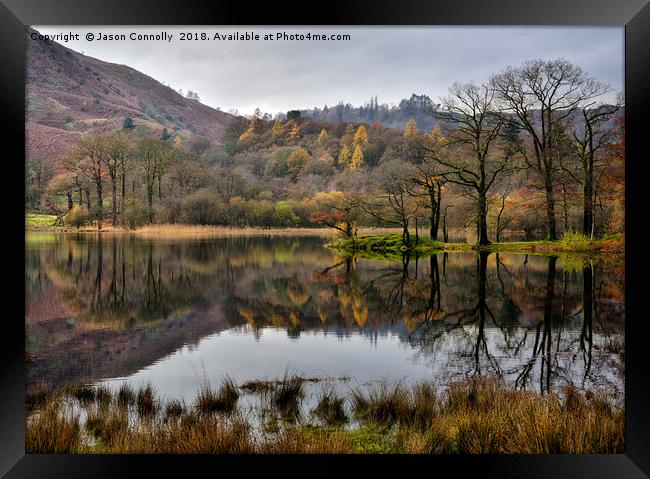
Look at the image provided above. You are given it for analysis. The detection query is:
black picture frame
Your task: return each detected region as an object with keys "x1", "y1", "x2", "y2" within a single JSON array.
[{"x1": 2, "y1": 0, "x2": 649, "y2": 476}]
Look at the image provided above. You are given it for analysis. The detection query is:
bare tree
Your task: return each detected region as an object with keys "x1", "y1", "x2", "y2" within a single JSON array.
[
  {"x1": 363, "y1": 160, "x2": 421, "y2": 246},
  {"x1": 491, "y1": 59, "x2": 611, "y2": 240},
  {"x1": 409, "y1": 128, "x2": 447, "y2": 240},
  {"x1": 432, "y1": 81, "x2": 513, "y2": 246},
  {"x1": 68, "y1": 133, "x2": 106, "y2": 230},
  {"x1": 562, "y1": 95, "x2": 622, "y2": 237},
  {"x1": 103, "y1": 131, "x2": 133, "y2": 227},
  {"x1": 137, "y1": 138, "x2": 170, "y2": 223}
]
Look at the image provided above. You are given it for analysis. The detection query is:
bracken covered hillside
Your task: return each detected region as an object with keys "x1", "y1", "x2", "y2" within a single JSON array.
[{"x1": 26, "y1": 28, "x2": 234, "y2": 165}]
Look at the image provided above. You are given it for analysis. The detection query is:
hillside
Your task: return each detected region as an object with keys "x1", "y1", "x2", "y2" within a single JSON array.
[{"x1": 26, "y1": 28, "x2": 234, "y2": 166}]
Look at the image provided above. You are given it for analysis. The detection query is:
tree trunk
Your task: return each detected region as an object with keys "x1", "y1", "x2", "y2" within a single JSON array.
[
  {"x1": 67, "y1": 191, "x2": 73, "y2": 211},
  {"x1": 96, "y1": 178, "x2": 103, "y2": 231},
  {"x1": 402, "y1": 218, "x2": 410, "y2": 246},
  {"x1": 415, "y1": 217, "x2": 419, "y2": 245},
  {"x1": 561, "y1": 183, "x2": 569, "y2": 234},
  {"x1": 111, "y1": 174, "x2": 117, "y2": 227},
  {"x1": 147, "y1": 178, "x2": 154, "y2": 223},
  {"x1": 78, "y1": 187, "x2": 83, "y2": 207},
  {"x1": 582, "y1": 175, "x2": 593, "y2": 238},
  {"x1": 477, "y1": 190, "x2": 490, "y2": 246},
  {"x1": 544, "y1": 171, "x2": 557, "y2": 240},
  {"x1": 429, "y1": 186, "x2": 440, "y2": 240},
  {"x1": 85, "y1": 188, "x2": 91, "y2": 210},
  {"x1": 442, "y1": 211, "x2": 449, "y2": 243},
  {"x1": 121, "y1": 171, "x2": 126, "y2": 217}
]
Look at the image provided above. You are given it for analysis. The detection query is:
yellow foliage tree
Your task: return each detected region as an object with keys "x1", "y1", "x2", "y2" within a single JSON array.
[
  {"x1": 338, "y1": 144, "x2": 351, "y2": 167},
  {"x1": 350, "y1": 144, "x2": 364, "y2": 169},
  {"x1": 404, "y1": 119, "x2": 419, "y2": 138},
  {"x1": 317, "y1": 129, "x2": 328, "y2": 145},
  {"x1": 353, "y1": 124, "x2": 368, "y2": 147},
  {"x1": 272, "y1": 120, "x2": 284, "y2": 136},
  {"x1": 288, "y1": 122, "x2": 301, "y2": 143}
]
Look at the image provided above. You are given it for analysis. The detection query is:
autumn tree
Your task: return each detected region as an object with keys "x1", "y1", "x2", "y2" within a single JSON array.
[
  {"x1": 310, "y1": 191, "x2": 362, "y2": 238},
  {"x1": 434, "y1": 81, "x2": 512, "y2": 245},
  {"x1": 364, "y1": 160, "x2": 421, "y2": 246},
  {"x1": 102, "y1": 131, "x2": 133, "y2": 226},
  {"x1": 286, "y1": 147, "x2": 310, "y2": 180},
  {"x1": 137, "y1": 138, "x2": 170, "y2": 223},
  {"x1": 338, "y1": 144, "x2": 351, "y2": 168},
  {"x1": 353, "y1": 125, "x2": 368, "y2": 148},
  {"x1": 288, "y1": 122, "x2": 301, "y2": 144},
  {"x1": 69, "y1": 133, "x2": 107, "y2": 230},
  {"x1": 491, "y1": 59, "x2": 610, "y2": 240},
  {"x1": 45, "y1": 173, "x2": 76, "y2": 214},
  {"x1": 409, "y1": 127, "x2": 447, "y2": 240},
  {"x1": 403, "y1": 119, "x2": 418, "y2": 138},
  {"x1": 350, "y1": 144, "x2": 364, "y2": 169},
  {"x1": 562, "y1": 95, "x2": 622, "y2": 237},
  {"x1": 317, "y1": 129, "x2": 328, "y2": 145}
]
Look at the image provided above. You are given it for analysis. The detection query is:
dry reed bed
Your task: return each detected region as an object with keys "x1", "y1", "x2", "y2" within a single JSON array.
[
  {"x1": 26, "y1": 377, "x2": 623, "y2": 454},
  {"x1": 36, "y1": 224, "x2": 405, "y2": 238}
]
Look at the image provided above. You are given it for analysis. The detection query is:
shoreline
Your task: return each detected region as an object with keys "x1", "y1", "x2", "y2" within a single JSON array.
[
  {"x1": 327, "y1": 233, "x2": 625, "y2": 258},
  {"x1": 25, "y1": 225, "x2": 624, "y2": 257},
  {"x1": 25, "y1": 224, "x2": 405, "y2": 237}
]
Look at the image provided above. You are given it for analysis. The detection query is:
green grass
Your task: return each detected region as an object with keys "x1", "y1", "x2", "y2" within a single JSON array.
[
  {"x1": 328, "y1": 234, "x2": 445, "y2": 260},
  {"x1": 327, "y1": 232, "x2": 624, "y2": 260},
  {"x1": 25, "y1": 213, "x2": 59, "y2": 228}
]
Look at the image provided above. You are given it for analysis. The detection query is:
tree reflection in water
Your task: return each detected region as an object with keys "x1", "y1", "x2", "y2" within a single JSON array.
[{"x1": 26, "y1": 234, "x2": 624, "y2": 396}]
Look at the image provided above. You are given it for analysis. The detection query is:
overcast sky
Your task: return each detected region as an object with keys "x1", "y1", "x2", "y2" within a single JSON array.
[{"x1": 33, "y1": 26, "x2": 624, "y2": 115}]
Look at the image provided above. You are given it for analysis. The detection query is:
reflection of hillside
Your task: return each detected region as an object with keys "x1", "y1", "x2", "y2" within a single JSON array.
[
  {"x1": 27, "y1": 304, "x2": 229, "y2": 392},
  {"x1": 26, "y1": 235, "x2": 624, "y2": 394}
]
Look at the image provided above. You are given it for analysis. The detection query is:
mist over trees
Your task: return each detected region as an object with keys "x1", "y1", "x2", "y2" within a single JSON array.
[{"x1": 32, "y1": 58, "x2": 624, "y2": 244}]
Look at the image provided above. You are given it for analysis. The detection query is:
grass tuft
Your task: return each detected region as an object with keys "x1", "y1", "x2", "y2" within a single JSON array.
[
  {"x1": 195, "y1": 377, "x2": 239, "y2": 414},
  {"x1": 117, "y1": 383, "x2": 135, "y2": 408},
  {"x1": 351, "y1": 380, "x2": 410, "y2": 427},
  {"x1": 25, "y1": 377, "x2": 624, "y2": 454},
  {"x1": 313, "y1": 391, "x2": 347, "y2": 426},
  {"x1": 71, "y1": 384, "x2": 96, "y2": 405},
  {"x1": 269, "y1": 375, "x2": 304, "y2": 421},
  {"x1": 136, "y1": 384, "x2": 157, "y2": 417},
  {"x1": 25, "y1": 400, "x2": 80, "y2": 453},
  {"x1": 164, "y1": 399, "x2": 186, "y2": 421}
]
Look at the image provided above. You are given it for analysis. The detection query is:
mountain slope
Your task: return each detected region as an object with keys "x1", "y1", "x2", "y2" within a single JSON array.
[{"x1": 26, "y1": 28, "x2": 234, "y2": 165}]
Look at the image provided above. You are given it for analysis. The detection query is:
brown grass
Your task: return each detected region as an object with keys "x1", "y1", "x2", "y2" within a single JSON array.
[
  {"x1": 25, "y1": 377, "x2": 623, "y2": 454},
  {"x1": 136, "y1": 384, "x2": 158, "y2": 417},
  {"x1": 27, "y1": 223, "x2": 404, "y2": 238},
  {"x1": 26, "y1": 398, "x2": 81, "y2": 453},
  {"x1": 195, "y1": 377, "x2": 240, "y2": 414}
]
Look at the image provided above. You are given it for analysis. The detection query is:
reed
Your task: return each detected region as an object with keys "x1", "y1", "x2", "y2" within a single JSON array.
[{"x1": 25, "y1": 377, "x2": 624, "y2": 454}]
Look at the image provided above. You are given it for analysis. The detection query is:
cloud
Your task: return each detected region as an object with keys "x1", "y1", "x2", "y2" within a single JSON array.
[{"x1": 32, "y1": 26, "x2": 623, "y2": 115}]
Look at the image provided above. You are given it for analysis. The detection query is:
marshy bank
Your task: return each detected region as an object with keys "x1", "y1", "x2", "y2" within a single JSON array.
[
  {"x1": 327, "y1": 232, "x2": 624, "y2": 259},
  {"x1": 26, "y1": 377, "x2": 623, "y2": 454}
]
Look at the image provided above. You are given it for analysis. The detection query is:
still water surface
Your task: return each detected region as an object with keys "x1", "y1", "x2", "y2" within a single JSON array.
[{"x1": 26, "y1": 233, "x2": 624, "y2": 404}]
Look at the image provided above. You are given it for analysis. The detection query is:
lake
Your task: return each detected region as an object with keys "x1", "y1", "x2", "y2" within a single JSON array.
[{"x1": 26, "y1": 233, "x2": 624, "y2": 409}]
